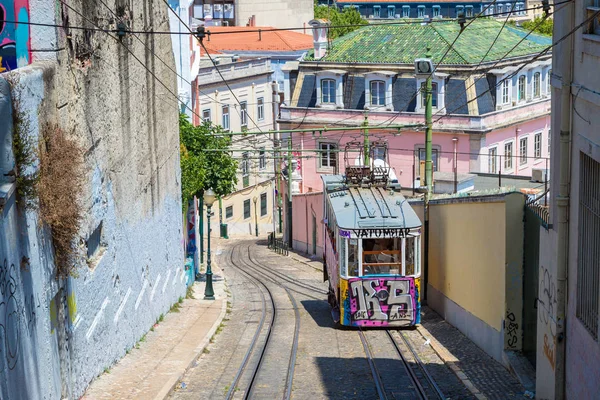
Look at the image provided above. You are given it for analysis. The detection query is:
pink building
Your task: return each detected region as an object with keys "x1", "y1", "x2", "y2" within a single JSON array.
[{"x1": 279, "y1": 19, "x2": 552, "y2": 255}]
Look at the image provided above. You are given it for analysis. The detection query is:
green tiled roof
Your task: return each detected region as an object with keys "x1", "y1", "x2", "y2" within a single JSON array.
[{"x1": 304, "y1": 19, "x2": 551, "y2": 65}]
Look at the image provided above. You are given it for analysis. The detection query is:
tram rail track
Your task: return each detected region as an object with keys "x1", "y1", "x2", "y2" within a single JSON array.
[{"x1": 225, "y1": 242, "x2": 301, "y2": 400}]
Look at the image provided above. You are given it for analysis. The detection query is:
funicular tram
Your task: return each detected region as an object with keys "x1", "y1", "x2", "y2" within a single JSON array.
[{"x1": 322, "y1": 141, "x2": 423, "y2": 327}]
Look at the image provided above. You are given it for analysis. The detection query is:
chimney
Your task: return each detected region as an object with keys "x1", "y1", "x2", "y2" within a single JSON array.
[{"x1": 308, "y1": 19, "x2": 329, "y2": 60}]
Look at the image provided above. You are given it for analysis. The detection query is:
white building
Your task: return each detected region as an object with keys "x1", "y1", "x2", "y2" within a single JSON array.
[
  {"x1": 195, "y1": 56, "x2": 278, "y2": 236},
  {"x1": 536, "y1": 3, "x2": 600, "y2": 399}
]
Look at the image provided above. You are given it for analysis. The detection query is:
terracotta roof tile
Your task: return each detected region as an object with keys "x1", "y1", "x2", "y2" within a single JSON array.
[{"x1": 202, "y1": 26, "x2": 314, "y2": 54}]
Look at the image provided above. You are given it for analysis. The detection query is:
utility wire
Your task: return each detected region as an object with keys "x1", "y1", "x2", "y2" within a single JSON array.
[{"x1": 435, "y1": 4, "x2": 590, "y2": 123}]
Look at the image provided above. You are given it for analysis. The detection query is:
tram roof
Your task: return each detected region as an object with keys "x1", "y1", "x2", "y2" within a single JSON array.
[{"x1": 322, "y1": 175, "x2": 422, "y2": 231}]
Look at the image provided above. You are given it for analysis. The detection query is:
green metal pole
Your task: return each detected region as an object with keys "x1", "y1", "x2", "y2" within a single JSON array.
[
  {"x1": 204, "y1": 204, "x2": 215, "y2": 300},
  {"x1": 198, "y1": 196, "x2": 204, "y2": 265},
  {"x1": 363, "y1": 113, "x2": 370, "y2": 165},
  {"x1": 423, "y1": 45, "x2": 433, "y2": 304},
  {"x1": 254, "y1": 198, "x2": 259, "y2": 237},
  {"x1": 287, "y1": 136, "x2": 293, "y2": 249}
]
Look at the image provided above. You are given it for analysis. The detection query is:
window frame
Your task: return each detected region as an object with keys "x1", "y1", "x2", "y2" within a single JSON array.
[
  {"x1": 373, "y1": 5, "x2": 381, "y2": 18},
  {"x1": 318, "y1": 141, "x2": 338, "y2": 172},
  {"x1": 416, "y1": 146, "x2": 440, "y2": 177},
  {"x1": 243, "y1": 199, "x2": 251, "y2": 220},
  {"x1": 387, "y1": 5, "x2": 395, "y2": 18},
  {"x1": 221, "y1": 105, "x2": 230, "y2": 130},
  {"x1": 242, "y1": 151, "x2": 250, "y2": 178},
  {"x1": 260, "y1": 192, "x2": 267, "y2": 217},
  {"x1": 402, "y1": 5, "x2": 410, "y2": 18},
  {"x1": 225, "y1": 205, "x2": 233, "y2": 219},
  {"x1": 321, "y1": 78, "x2": 336, "y2": 105},
  {"x1": 500, "y1": 78, "x2": 511, "y2": 105},
  {"x1": 489, "y1": 146, "x2": 498, "y2": 174},
  {"x1": 504, "y1": 141, "x2": 514, "y2": 170},
  {"x1": 370, "y1": 80, "x2": 386, "y2": 107},
  {"x1": 240, "y1": 101, "x2": 248, "y2": 127},
  {"x1": 433, "y1": 5, "x2": 441, "y2": 17},
  {"x1": 519, "y1": 136, "x2": 528, "y2": 166},
  {"x1": 533, "y1": 72, "x2": 541, "y2": 98},
  {"x1": 517, "y1": 75, "x2": 526, "y2": 102},
  {"x1": 418, "y1": 5, "x2": 425, "y2": 18},
  {"x1": 534, "y1": 132, "x2": 542, "y2": 159},
  {"x1": 465, "y1": 5, "x2": 474, "y2": 17},
  {"x1": 420, "y1": 81, "x2": 439, "y2": 109},
  {"x1": 257, "y1": 97, "x2": 265, "y2": 121},
  {"x1": 259, "y1": 148, "x2": 266, "y2": 170},
  {"x1": 202, "y1": 108, "x2": 211, "y2": 123}
]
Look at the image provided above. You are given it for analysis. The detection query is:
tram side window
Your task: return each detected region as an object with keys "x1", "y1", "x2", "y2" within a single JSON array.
[
  {"x1": 348, "y1": 239, "x2": 359, "y2": 277},
  {"x1": 404, "y1": 236, "x2": 420, "y2": 276},
  {"x1": 340, "y1": 237, "x2": 347, "y2": 276},
  {"x1": 362, "y1": 238, "x2": 401, "y2": 275}
]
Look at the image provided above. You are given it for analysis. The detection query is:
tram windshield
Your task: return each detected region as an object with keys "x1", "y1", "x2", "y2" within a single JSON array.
[{"x1": 343, "y1": 236, "x2": 420, "y2": 277}]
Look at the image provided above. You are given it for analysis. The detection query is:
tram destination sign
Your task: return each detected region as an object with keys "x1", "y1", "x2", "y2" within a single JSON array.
[{"x1": 339, "y1": 228, "x2": 419, "y2": 239}]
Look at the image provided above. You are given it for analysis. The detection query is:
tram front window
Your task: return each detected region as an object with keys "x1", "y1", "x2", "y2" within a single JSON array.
[{"x1": 362, "y1": 238, "x2": 401, "y2": 275}]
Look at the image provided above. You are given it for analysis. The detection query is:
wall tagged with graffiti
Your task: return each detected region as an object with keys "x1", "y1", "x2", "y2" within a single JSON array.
[
  {"x1": 538, "y1": 264, "x2": 557, "y2": 370},
  {"x1": 342, "y1": 277, "x2": 419, "y2": 327},
  {"x1": 0, "y1": 0, "x2": 31, "y2": 72}
]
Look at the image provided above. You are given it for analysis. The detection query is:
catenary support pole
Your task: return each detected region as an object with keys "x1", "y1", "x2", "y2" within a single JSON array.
[
  {"x1": 287, "y1": 136, "x2": 293, "y2": 249},
  {"x1": 423, "y1": 45, "x2": 433, "y2": 304}
]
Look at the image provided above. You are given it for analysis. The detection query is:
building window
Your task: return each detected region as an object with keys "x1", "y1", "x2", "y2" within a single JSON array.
[
  {"x1": 320, "y1": 142, "x2": 337, "y2": 169},
  {"x1": 518, "y1": 75, "x2": 526, "y2": 102},
  {"x1": 576, "y1": 153, "x2": 600, "y2": 340},
  {"x1": 504, "y1": 142, "x2": 513, "y2": 169},
  {"x1": 260, "y1": 192, "x2": 267, "y2": 216},
  {"x1": 501, "y1": 79, "x2": 510, "y2": 104},
  {"x1": 202, "y1": 109, "x2": 211, "y2": 123},
  {"x1": 226, "y1": 205, "x2": 233, "y2": 219},
  {"x1": 519, "y1": 137, "x2": 528, "y2": 165},
  {"x1": 240, "y1": 101, "x2": 248, "y2": 127},
  {"x1": 547, "y1": 69, "x2": 552, "y2": 93},
  {"x1": 497, "y1": 4, "x2": 503, "y2": 15},
  {"x1": 533, "y1": 72, "x2": 541, "y2": 98},
  {"x1": 418, "y1": 6, "x2": 425, "y2": 18},
  {"x1": 402, "y1": 5, "x2": 410, "y2": 17},
  {"x1": 257, "y1": 97, "x2": 264, "y2": 120},
  {"x1": 222, "y1": 105, "x2": 230, "y2": 130},
  {"x1": 418, "y1": 148, "x2": 439, "y2": 174},
  {"x1": 456, "y1": 5, "x2": 464, "y2": 16},
  {"x1": 534, "y1": 132, "x2": 542, "y2": 159},
  {"x1": 259, "y1": 148, "x2": 266, "y2": 170},
  {"x1": 421, "y1": 82, "x2": 438, "y2": 108},
  {"x1": 388, "y1": 6, "x2": 395, "y2": 18},
  {"x1": 505, "y1": 3, "x2": 512, "y2": 15},
  {"x1": 466, "y1": 6, "x2": 473, "y2": 17},
  {"x1": 370, "y1": 80, "x2": 386, "y2": 106},
  {"x1": 243, "y1": 199, "x2": 251, "y2": 219},
  {"x1": 374, "y1": 6, "x2": 381, "y2": 18},
  {"x1": 489, "y1": 147, "x2": 498, "y2": 173},
  {"x1": 242, "y1": 152, "x2": 250, "y2": 187},
  {"x1": 321, "y1": 79, "x2": 336, "y2": 104},
  {"x1": 373, "y1": 146, "x2": 386, "y2": 161},
  {"x1": 433, "y1": 5, "x2": 441, "y2": 17}
]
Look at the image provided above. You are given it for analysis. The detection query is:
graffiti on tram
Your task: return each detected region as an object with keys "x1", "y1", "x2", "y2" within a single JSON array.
[{"x1": 341, "y1": 277, "x2": 420, "y2": 327}]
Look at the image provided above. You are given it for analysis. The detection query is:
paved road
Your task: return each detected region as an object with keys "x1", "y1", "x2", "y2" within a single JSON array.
[{"x1": 169, "y1": 239, "x2": 524, "y2": 400}]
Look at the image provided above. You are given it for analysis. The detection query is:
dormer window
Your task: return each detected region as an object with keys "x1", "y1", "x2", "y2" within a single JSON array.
[
  {"x1": 517, "y1": 75, "x2": 526, "y2": 102},
  {"x1": 421, "y1": 82, "x2": 438, "y2": 108},
  {"x1": 365, "y1": 71, "x2": 394, "y2": 111},
  {"x1": 321, "y1": 79, "x2": 336, "y2": 104},
  {"x1": 533, "y1": 72, "x2": 541, "y2": 98},
  {"x1": 416, "y1": 75, "x2": 445, "y2": 113},
  {"x1": 316, "y1": 70, "x2": 346, "y2": 108}
]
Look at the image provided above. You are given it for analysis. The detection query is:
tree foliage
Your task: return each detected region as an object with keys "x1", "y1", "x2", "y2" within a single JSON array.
[
  {"x1": 510, "y1": 17, "x2": 553, "y2": 37},
  {"x1": 314, "y1": 5, "x2": 368, "y2": 40},
  {"x1": 521, "y1": 17, "x2": 553, "y2": 36},
  {"x1": 179, "y1": 114, "x2": 238, "y2": 207}
]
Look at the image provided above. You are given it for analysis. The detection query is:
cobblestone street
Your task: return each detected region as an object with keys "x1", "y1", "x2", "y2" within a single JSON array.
[{"x1": 169, "y1": 239, "x2": 526, "y2": 399}]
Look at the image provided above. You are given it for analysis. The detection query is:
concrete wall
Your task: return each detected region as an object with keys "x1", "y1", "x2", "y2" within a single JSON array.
[
  {"x1": 291, "y1": 191, "x2": 324, "y2": 258},
  {"x1": 236, "y1": 0, "x2": 313, "y2": 29},
  {"x1": 424, "y1": 193, "x2": 525, "y2": 366},
  {"x1": 0, "y1": 1, "x2": 185, "y2": 398}
]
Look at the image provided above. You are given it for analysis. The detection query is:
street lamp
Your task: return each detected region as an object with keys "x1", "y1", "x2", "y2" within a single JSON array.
[
  {"x1": 253, "y1": 196, "x2": 259, "y2": 237},
  {"x1": 203, "y1": 188, "x2": 216, "y2": 300}
]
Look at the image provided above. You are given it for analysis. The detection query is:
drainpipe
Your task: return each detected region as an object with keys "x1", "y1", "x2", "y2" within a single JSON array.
[{"x1": 555, "y1": 4, "x2": 574, "y2": 399}]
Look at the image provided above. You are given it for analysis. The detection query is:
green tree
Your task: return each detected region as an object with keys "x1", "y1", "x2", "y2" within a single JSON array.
[
  {"x1": 521, "y1": 17, "x2": 553, "y2": 36},
  {"x1": 179, "y1": 113, "x2": 238, "y2": 207},
  {"x1": 314, "y1": 5, "x2": 368, "y2": 40}
]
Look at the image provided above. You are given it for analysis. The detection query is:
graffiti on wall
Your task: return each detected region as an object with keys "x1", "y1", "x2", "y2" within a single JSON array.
[
  {"x1": 0, "y1": 0, "x2": 31, "y2": 72},
  {"x1": 0, "y1": 258, "x2": 40, "y2": 372},
  {"x1": 506, "y1": 310, "x2": 519, "y2": 349},
  {"x1": 341, "y1": 277, "x2": 420, "y2": 327},
  {"x1": 538, "y1": 264, "x2": 557, "y2": 370}
]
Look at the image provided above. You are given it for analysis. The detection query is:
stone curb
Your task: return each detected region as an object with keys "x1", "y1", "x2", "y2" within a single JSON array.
[
  {"x1": 156, "y1": 265, "x2": 230, "y2": 400},
  {"x1": 416, "y1": 325, "x2": 488, "y2": 400}
]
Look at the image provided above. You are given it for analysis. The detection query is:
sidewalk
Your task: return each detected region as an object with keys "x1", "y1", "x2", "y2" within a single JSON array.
[{"x1": 82, "y1": 261, "x2": 228, "y2": 400}]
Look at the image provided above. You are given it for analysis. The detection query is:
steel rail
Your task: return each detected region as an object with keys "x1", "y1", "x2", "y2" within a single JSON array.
[
  {"x1": 358, "y1": 330, "x2": 389, "y2": 400},
  {"x1": 398, "y1": 331, "x2": 447, "y2": 400},
  {"x1": 225, "y1": 244, "x2": 275, "y2": 400},
  {"x1": 247, "y1": 246, "x2": 301, "y2": 400},
  {"x1": 385, "y1": 331, "x2": 428, "y2": 399}
]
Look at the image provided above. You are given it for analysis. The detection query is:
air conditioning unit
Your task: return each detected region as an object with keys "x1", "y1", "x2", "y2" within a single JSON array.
[{"x1": 531, "y1": 168, "x2": 549, "y2": 183}]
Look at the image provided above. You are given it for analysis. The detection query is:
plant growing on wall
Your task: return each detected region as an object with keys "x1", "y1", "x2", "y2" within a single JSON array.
[
  {"x1": 38, "y1": 123, "x2": 84, "y2": 278},
  {"x1": 179, "y1": 113, "x2": 237, "y2": 207}
]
